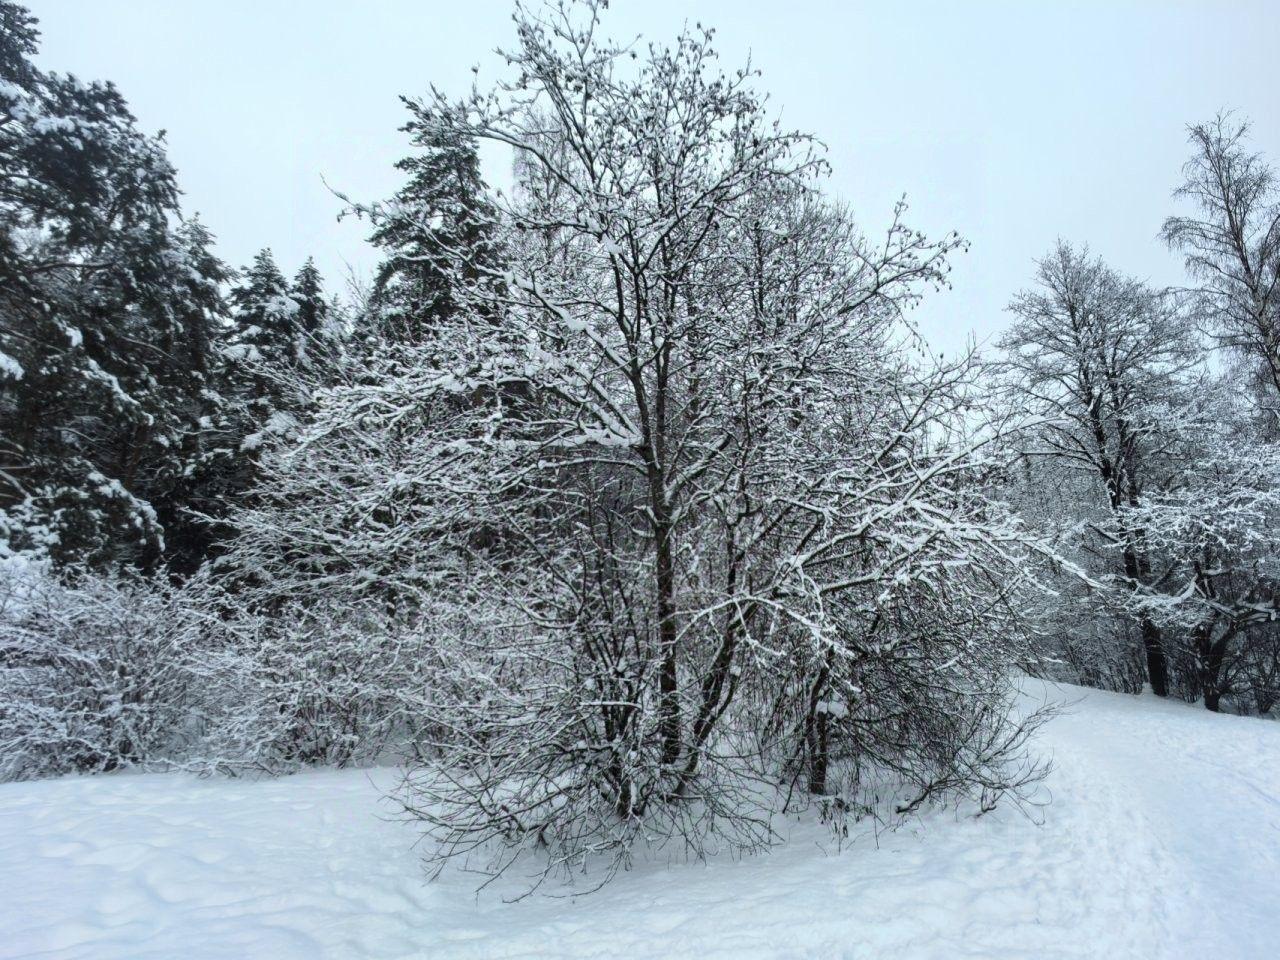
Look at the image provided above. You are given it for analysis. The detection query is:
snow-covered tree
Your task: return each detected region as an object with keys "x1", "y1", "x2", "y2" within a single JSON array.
[
  {"x1": 0, "y1": 2, "x2": 231, "y2": 571},
  {"x1": 1164, "y1": 114, "x2": 1280, "y2": 428},
  {"x1": 1000, "y1": 241, "x2": 1280, "y2": 711},
  {"x1": 208, "y1": 249, "x2": 307, "y2": 490},
  {"x1": 360, "y1": 100, "x2": 501, "y2": 344},
  {"x1": 1004, "y1": 453, "x2": 1150, "y2": 694},
  {"x1": 1103, "y1": 393, "x2": 1280, "y2": 711},
  {"x1": 228, "y1": 0, "x2": 1050, "y2": 883},
  {"x1": 289, "y1": 257, "x2": 329, "y2": 336},
  {"x1": 999, "y1": 242, "x2": 1201, "y2": 696},
  {"x1": 226, "y1": 249, "x2": 301, "y2": 402}
]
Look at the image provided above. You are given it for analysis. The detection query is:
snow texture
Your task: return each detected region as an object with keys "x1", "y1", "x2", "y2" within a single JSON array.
[
  {"x1": 0, "y1": 351, "x2": 22, "y2": 380},
  {"x1": 1, "y1": 681, "x2": 1277, "y2": 959}
]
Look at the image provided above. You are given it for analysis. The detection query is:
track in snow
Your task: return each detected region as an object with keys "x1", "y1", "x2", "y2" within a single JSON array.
[{"x1": 2, "y1": 682, "x2": 1278, "y2": 959}]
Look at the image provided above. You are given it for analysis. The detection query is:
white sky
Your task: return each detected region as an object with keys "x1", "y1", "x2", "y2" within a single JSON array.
[{"x1": 25, "y1": 1, "x2": 1280, "y2": 354}]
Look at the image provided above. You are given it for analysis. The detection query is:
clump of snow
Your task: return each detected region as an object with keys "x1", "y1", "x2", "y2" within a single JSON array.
[
  {"x1": 222, "y1": 343, "x2": 262, "y2": 363},
  {"x1": 3, "y1": 681, "x2": 1279, "y2": 958},
  {"x1": 32, "y1": 115, "x2": 78, "y2": 135},
  {"x1": 267, "y1": 294, "x2": 301, "y2": 318},
  {"x1": 0, "y1": 350, "x2": 22, "y2": 380},
  {"x1": 264, "y1": 411, "x2": 296, "y2": 435},
  {"x1": 241, "y1": 411, "x2": 298, "y2": 452}
]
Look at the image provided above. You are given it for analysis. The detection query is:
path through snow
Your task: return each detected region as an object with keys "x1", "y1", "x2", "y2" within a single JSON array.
[{"x1": 2, "y1": 682, "x2": 1278, "y2": 959}]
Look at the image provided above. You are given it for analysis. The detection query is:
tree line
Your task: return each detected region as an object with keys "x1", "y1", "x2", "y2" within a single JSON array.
[
  {"x1": 0, "y1": 0, "x2": 344, "y2": 576},
  {"x1": 1004, "y1": 116, "x2": 1280, "y2": 713}
]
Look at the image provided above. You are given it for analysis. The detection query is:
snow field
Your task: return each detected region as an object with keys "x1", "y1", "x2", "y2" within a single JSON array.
[{"x1": 2, "y1": 681, "x2": 1278, "y2": 959}]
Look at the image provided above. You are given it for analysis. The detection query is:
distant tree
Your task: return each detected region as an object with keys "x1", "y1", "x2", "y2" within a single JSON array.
[
  {"x1": 1163, "y1": 115, "x2": 1280, "y2": 427},
  {"x1": 188, "y1": 248, "x2": 338, "y2": 554},
  {"x1": 1119, "y1": 401, "x2": 1280, "y2": 711},
  {"x1": 290, "y1": 257, "x2": 329, "y2": 336},
  {"x1": 364, "y1": 100, "x2": 501, "y2": 343},
  {"x1": 999, "y1": 242, "x2": 1202, "y2": 697},
  {"x1": 149, "y1": 217, "x2": 235, "y2": 575},
  {"x1": 227, "y1": 250, "x2": 299, "y2": 377}
]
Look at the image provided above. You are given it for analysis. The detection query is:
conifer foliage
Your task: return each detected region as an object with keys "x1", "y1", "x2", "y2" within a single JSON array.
[
  {"x1": 0, "y1": 1, "x2": 228, "y2": 569},
  {"x1": 0, "y1": 4, "x2": 336, "y2": 572},
  {"x1": 363, "y1": 99, "x2": 500, "y2": 342}
]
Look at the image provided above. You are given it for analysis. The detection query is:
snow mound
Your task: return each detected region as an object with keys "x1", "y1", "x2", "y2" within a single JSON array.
[{"x1": 2, "y1": 682, "x2": 1278, "y2": 959}]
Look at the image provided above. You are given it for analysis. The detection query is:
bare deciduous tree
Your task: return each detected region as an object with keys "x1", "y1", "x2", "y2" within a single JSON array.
[
  {"x1": 999, "y1": 242, "x2": 1200, "y2": 696},
  {"x1": 1164, "y1": 114, "x2": 1280, "y2": 425},
  {"x1": 265, "y1": 0, "x2": 1053, "y2": 885}
]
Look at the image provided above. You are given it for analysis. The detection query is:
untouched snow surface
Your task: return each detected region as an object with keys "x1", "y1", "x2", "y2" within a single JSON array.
[{"x1": 3, "y1": 682, "x2": 1279, "y2": 959}]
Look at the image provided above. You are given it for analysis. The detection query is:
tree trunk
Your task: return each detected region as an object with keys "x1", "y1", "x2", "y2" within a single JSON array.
[
  {"x1": 805, "y1": 655, "x2": 833, "y2": 795},
  {"x1": 654, "y1": 517, "x2": 681, "y2": 765},
  {"x1": 807, "y1": 711, "x2": 830, "y2": 795},
  {"x1": 1141, "y1": 617, "x2": 1169, "y2": 698},
  {"x1": 1200, "y1": 628, "x2": 1231, "y2": 713},
  {"x1": 1122, "y1": 543, "x2": 1168, "y2": 697}
]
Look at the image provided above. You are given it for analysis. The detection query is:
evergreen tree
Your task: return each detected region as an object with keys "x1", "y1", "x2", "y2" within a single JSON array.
[
  {"x1": 0, "y1": 0, "x2": 35, "y2": 86},
  {"x1": 290, "y1": 257, "x2": 328, "y2": 337},
  {"x1": 0, "y1": 1, "x2": 230, "y2": 570},
  {"x1": 223, "y1": 249, "x2": 302, "y2": 435},
  {"x1": 228, "y1": 250, "x2": 298, "y2": 369},
  {"x1": 218, "y1": 250, "x2": 341, "y2": 488},
  {"x1": 148, "y1": 217, "x2": 234, "y2": 574},
  {"x1": 368, "y1": 100, "x2": 499, "y2": 342}
]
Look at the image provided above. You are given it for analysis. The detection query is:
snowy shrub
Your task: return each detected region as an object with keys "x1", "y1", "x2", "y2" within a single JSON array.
[
  {"x1": 187, "y1": 594, "x2": 443, "y2": 773},
  {"x1": 755, "y1": 586, "x2": 1055, "y2": 824},
  {"x1": 0, "y1": 558, "x2": 448, "y2": 782},
  {"x1": 1054, "y1": 619, "x2": 1148, "y2": 696},
  {"x1": 1239, "y1": 623, "x2": 1280, "y2": 715},
  {"x1": 0, "y1": 565, "x2": 205, "y2": 781}
]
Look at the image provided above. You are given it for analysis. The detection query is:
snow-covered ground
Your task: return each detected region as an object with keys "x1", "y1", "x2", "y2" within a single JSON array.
[{"x1": 2, "y1": 682, "x2": 1278, "y2": 960}]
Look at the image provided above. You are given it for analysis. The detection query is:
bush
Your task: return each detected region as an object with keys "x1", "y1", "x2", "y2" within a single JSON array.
[
  {"x1": 0, "y1": 563, "x2": 204, "y2": 781},
  {"x1": 188, "y1": 594, "x2": 442, "y2": 773}
]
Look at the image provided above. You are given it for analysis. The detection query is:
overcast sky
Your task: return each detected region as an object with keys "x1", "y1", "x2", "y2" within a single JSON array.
[{"x1": 24, "y1": 1, "x2": 1280, "y2": 354}]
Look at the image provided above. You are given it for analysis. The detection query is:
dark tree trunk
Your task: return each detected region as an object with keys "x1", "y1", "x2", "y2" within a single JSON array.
[
  {"x1": 654, "y1": 517, "x2": 681, "y2": 766},
  {"x1": 1141, "y1": 617, "x2": 1169, "y2": 698},
  {"x1": 807, "y1": 711, "x2": 830, "y2": 795},
  {"x1": 805, "y1": 654, "x2": 834, "y2": 795},
  {"x1": 1200, "y1": 627, "x2": 1231, "y2": 713},
  {"x1": 1122, "y1": 543, "x2": 1168, "y2": 697}
]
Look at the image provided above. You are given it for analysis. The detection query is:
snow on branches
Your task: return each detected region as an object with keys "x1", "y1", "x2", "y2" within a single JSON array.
[{"x1": 250, "y1": 0, "x2": 1053, "y2": 883}]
